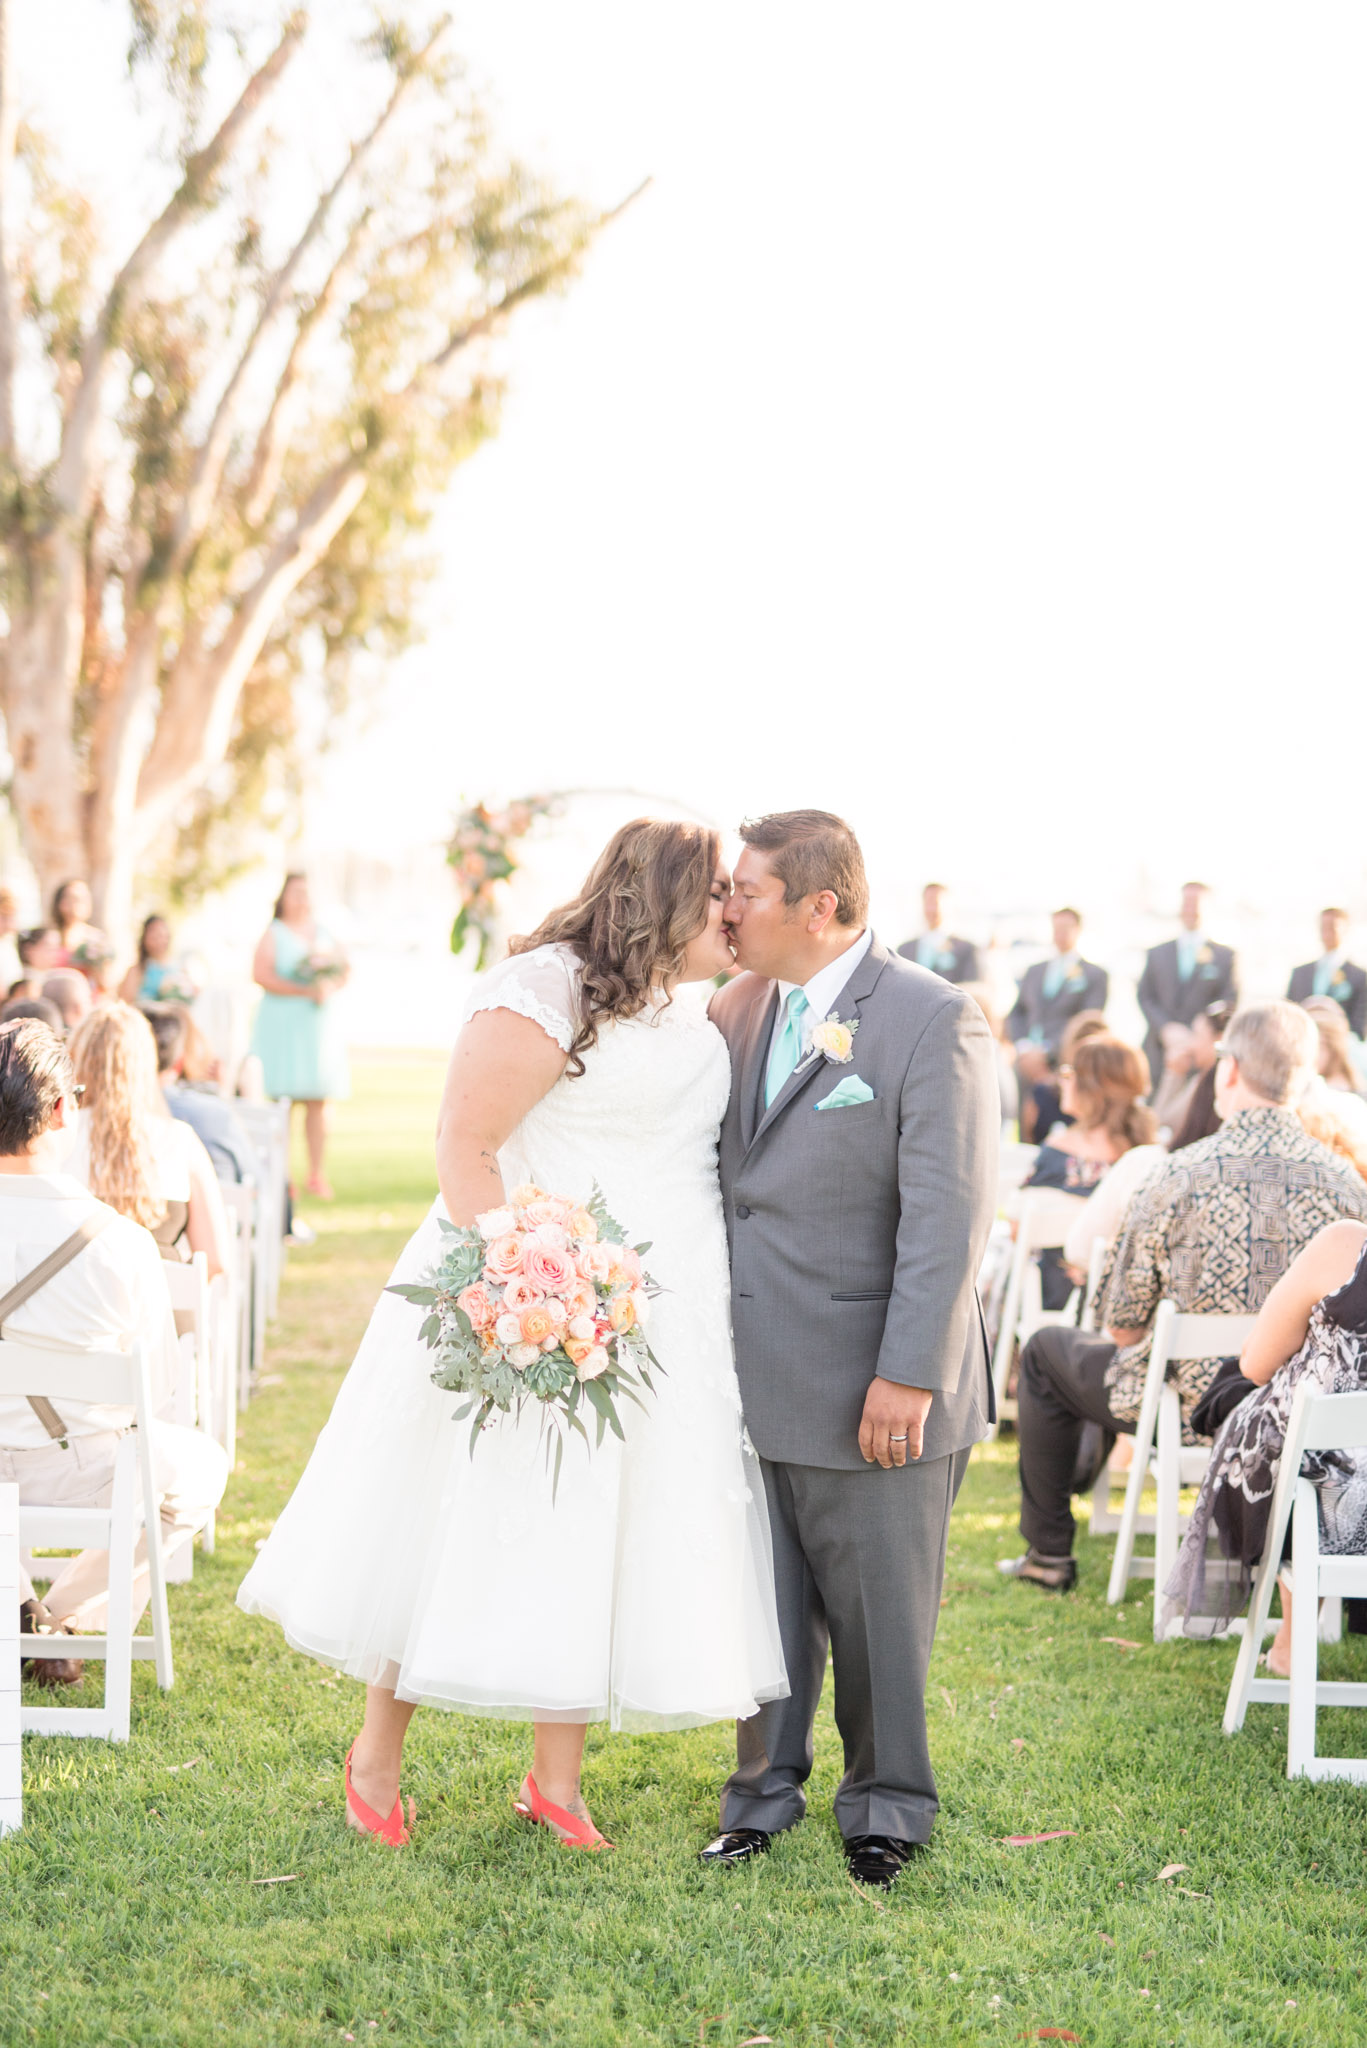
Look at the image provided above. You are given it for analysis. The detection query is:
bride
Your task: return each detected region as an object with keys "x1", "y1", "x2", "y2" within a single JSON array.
[{"x1": 238, "y1": 819, "x2": 787, "y2": 1849}]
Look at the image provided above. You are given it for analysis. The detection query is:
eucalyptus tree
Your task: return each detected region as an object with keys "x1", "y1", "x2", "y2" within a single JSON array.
[{"x1": 0, "y1": 3, "x2": 627, "y2": 933}]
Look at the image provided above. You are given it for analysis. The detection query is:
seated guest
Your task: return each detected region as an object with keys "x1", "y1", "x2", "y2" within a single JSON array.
[
  {"x1": 50, "y1": 879, "x2": 109, "y2": 982},
  {"x1": 141, "y1": 1003, "x2": 262, "y2": 1187},
  {"x1": 41, "y1": 969, "x2": 91, "y2": 1035},
  {"x1": 1167, "y1": 999, "x2": 1235, "y2": 1153},
  {"x1": 17, "y1": 927, "x2": 62, "y2": 979},
  {"x1": 1137, "y1": 881, "x2": 1239, "y2": 1087},
  {"x1": 897, "y1": 883, "x2": 982, "y2": 983},
  {"x1": 1007, "y1": 908, "x2": 1109, "y2": 1097},
  {"x1": 1000, "y1": 1002, "x2": 1367, "y2": 1590},
  {"x1": 1162, "y1": 1219, "x2": 1367, "y2": 1663},
  {"x1": 67, "y1": 1002, "x2": 230, "y2": 1277},
  {"x1": 1288, "y1": 907, "x2": 1367, "y2": 1041},
  {"x1": 1300, "y1": 996, "x2": 1367, "y2": 1137},
  {"x1": 1150, "y1": 1023, "x2": 1197, "y2": 1139},
  {"x1": 0, "y1": 1020, "x2": 228, "y2": 1663},
  {"x1": 0, "y1": 997, "x2": 64, "y2": 1033},
  {"x1": 1013, "y1": 1036, "x2": 1156, "y2": 1309},
  {"x1": 1021, "y1": 1008, "x2": 1109, "y2": 1144},
  {"x1": 0, "y1": 887, "x2": 21, "y2": 989}
]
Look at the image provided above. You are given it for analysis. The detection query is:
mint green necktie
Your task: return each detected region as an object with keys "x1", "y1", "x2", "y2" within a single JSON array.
[
  {"x1": 766, "y1": 988, "x2": 809, "y2": 1107},
  {"x1": 1176, "y1": 933, "x2": 1197, "y2": 982}
]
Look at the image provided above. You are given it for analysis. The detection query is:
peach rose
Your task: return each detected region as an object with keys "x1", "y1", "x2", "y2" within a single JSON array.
[
  {"x1": 630, "y1": 1288, "x2": 650, "y2": 1327},
  {"x1": 617, "y1": 1246, "x2": 643, "y2": 1284},
  {"x1": 509, "y1": 1183, "x2": 545, "y2": 1207},
  {"x1": 523, "y1": 1198, "x2": 571, "y2": 1230},
  {"x1": 494, "y1": 1312, "x2": 523, "y2": 1346},
  {"x1": 520, "y1": 1304, "x2": 554, "y2": 1346},
  {"x1": 475, "y1": 1205, "x2": 516, "y2": 1240},
  {"x1": 576, "y1": 1346, "x2": 611, "y2": 1382},
  {"x1": 569, "y1": 1208, "x2": 597, "y2": 1244},
  {"x1": 502, "y1": 1274, "x2": 546, "y2": 1313},
  {"x1": 577, "y1": 1243, "x2": 613, "y2": 1284},
  {"x1": 568, "y1": 1313, "x2": 596, "y2": 1343},
  {"x1": 483, "y1": 1234, "x2": 525, "y2": 1281},
  {"x1": 608, "y1": 1293, "x2": 637, "y2": 1333},
  {"x1": 563, "y1": 1335, "x2": 592, "y2": 1366},
  {"x1": 563, "y1": 1281, "x2": 596, "y2": 1321},
  {"x1": 525, "y1": 1244, "x2": 577, "y2": 1295},
  {"x1": 544, "y1": 1297, "x2": 568, "y2": 1329},
  {"x1": 455, "y1": 1283, "x2": 494, "y2": 1331}
]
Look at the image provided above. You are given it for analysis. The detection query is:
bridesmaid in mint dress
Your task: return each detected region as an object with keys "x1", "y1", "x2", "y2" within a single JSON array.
[{"x1": 251, "y1": 873, "x2": 350, "y2": 1198}]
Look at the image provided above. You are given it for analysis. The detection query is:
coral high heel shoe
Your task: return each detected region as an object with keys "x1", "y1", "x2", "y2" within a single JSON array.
[
  {"x1": 513, "y1": 1773, "x2": 612, "y2": 1851},
  {"x1": 345, "y1": 1743, "x2": 413, "y2": 1846}
]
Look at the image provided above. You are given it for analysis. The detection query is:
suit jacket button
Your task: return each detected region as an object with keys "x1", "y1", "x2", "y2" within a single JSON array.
[{"x1": 735, "y1": 1204, "x2": 751, "y2": 1219}]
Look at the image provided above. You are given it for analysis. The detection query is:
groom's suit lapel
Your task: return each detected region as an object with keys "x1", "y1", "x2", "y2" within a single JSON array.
[
  {"x1": 738, "y1": 982, "x2": 779, "y2": 1151},
  {"x1": 745, "y1": 934, "x2": 892, "y2": 1154}
]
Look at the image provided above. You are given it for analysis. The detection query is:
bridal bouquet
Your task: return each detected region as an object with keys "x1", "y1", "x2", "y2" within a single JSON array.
[{"x1": 388, "y1": 1183, "x2": 661, "y2": 1494}]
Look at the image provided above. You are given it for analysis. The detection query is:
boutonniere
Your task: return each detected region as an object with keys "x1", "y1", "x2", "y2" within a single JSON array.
[
  {"x1": 1066, "y1": 969, "x2": 1087, "y2": 991},
  {"x1": 1331, "y1": 976, "x2": 1352, "y2": 1000},
  {"x1": 1196, "y1": 945, "x2": 1214, "y2": 968},
  {"x1": 809, "y1": 1013, "x2": 860, "y2": 1065}
]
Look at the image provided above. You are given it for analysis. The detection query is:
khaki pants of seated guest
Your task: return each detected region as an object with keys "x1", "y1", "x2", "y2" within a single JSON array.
[{"x1": 1, "y1": 1423, "x2": 230, "y2": 1631}]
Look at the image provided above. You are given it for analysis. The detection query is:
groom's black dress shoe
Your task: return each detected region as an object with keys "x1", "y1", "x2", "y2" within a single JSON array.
[
  {"x1": 699, "y1": 1828, "x2": 771, "y2": 1867},
  {"x1": 844, "y1": 1834, "x2": 920, "y2": 1889}
]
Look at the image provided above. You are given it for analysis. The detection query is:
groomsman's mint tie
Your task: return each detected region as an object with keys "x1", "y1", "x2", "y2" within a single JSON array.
[{"x1": 766, "y1": 988, "x2": 810, "y2": 1107}]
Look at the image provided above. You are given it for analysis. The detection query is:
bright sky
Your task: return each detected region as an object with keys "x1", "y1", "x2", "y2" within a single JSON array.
[{"x1": 17, "y1": 4, "x2": 1367, "y2": 959}]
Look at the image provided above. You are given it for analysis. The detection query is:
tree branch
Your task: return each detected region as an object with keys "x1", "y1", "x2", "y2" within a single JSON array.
[
  {"x1": 163, "y1": 15, "x2": 449, "y2": 582},
  {"x1": 52, "y1": 10, "x2": 306, "y2": 525},
  {"x1": 0, "y1": 0, "x2": 19, "y2": 458},
  {"x1": 135, "y1": 454, "x2": 368, "y2": 830}
]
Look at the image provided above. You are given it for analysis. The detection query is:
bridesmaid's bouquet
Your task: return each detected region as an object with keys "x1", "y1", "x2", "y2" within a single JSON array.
[{"x1": 388, "y1": 1183, "x2": 661, "y2": 1495}]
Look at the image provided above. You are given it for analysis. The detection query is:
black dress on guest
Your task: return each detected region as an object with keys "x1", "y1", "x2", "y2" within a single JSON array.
[{"x1": 1020, "y1": 1145, "x2": 1107, "y2": 1311}]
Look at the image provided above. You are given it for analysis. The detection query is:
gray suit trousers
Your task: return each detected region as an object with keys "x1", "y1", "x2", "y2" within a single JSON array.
[{"x1": 721, "y1": 1446, "x2": 971, "y2": 1844}]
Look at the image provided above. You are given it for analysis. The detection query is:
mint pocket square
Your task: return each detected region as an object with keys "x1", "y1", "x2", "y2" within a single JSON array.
[{"x1": 815, "y1": 1075, "x2": 876, "y2": 1111}]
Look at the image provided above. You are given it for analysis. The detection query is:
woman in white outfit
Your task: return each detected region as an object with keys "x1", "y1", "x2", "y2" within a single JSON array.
[{"x1": 238, "y1": 820, "x2": 786, "y2": 1849}]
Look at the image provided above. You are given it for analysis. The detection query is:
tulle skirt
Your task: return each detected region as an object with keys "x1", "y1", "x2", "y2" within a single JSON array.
[{"x1": 237, "y1": 1200, "x2": 788, "y2": 1730}]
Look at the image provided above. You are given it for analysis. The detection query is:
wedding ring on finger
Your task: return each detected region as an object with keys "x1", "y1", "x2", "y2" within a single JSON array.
[{"x1": 889, "y1": 1433, "x2": 909, "y2": 1443}]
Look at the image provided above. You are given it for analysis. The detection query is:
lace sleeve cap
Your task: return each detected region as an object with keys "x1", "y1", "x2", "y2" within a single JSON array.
[{"x1": 464, "y1": 945, "x2": 578, "y2": 1054}]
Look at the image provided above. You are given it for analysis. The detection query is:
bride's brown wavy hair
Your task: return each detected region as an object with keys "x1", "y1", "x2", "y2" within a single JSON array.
[{"x1": 510, "y1": 818, "x2": 721, "y2": 1077}]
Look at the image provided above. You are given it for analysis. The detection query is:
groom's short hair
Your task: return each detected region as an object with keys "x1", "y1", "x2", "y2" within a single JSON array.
[{"x1": 739, "y1": 810, "x2": 869, "y2": 927}]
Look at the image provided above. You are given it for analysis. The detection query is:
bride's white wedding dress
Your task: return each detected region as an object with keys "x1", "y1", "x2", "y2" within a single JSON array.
[{"x1": 237, "y1": 945, "x2": 787, "y2": 1730}]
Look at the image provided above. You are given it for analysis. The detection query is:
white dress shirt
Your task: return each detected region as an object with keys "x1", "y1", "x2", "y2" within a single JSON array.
[
  {"x1": 0, "y1": 1173, "x2": 179, "y2": 1447},
  {"x1": 770, "y1": 927, "x2": 874, "y2": 1064}
]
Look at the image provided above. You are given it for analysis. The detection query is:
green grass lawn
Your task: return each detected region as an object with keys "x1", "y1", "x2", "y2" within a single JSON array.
[{"x1": 3, "y1": 1057, "x2": 1366, "y2": 2047}]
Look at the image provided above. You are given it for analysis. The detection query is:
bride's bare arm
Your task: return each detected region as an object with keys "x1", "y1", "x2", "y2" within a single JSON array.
[{"x1": 434, "y1": 1011, "x2": 568, "y2": 1224}]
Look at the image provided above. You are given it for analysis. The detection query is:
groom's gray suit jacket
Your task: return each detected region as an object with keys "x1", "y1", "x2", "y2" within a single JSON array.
[{"x1": 710, "y1": 935, "x2": 999, "y2": 1471}]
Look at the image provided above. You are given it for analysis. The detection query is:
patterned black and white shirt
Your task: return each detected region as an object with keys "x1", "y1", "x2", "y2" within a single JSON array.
[{"x1": 1098, "y1": 1106, "x2": 1367, "y2": 1430}]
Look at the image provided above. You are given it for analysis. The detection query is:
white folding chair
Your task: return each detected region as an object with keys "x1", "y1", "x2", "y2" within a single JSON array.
[
  {"x1": 0, "y1": 1342, "x2": 172, "y2": 1740},
  {"x1": 1105, "y1": 1301, "x2": 1258, "y2": 1636},
  {"x1": 219, "y1": 1180, "x2": 257, "y2": 1412},
  {"x1": 235, "y1": 1100, "x2": 289, "y2": 1320},
  {"x1": 0, "y1": 1482, "x2": 19, "y2": 1831},
  {"x1": 1224, "y1": 1386, "x2": 1367, "y2": 1780},
  {"x1": 160, "y1": 1255, "x2": 216, "y2": 1582},
  {"x1": 988, "y1": 1187, "x2": 1088, "y2": 1436}
]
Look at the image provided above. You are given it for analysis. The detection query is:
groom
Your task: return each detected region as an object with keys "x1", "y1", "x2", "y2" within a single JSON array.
[{"x1": 703, "y1": 810, "x2": 998, "y2": 1889}]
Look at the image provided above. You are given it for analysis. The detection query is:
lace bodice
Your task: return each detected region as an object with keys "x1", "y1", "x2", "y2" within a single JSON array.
[{"x1": 463, "y1": 945, "x2": 732, "y2": 1277}]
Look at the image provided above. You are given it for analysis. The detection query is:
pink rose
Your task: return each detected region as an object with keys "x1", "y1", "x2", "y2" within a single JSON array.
[
  {"x1": 502, "y1": 1274, "x2": 546, "y2": 1312},
  {"x1": 530, "y1": 1221, "x2": 570, "y2": 1252},
  {"x1": 618, "y1": 1247, "x2": 643, "y2": 1284},
  {"x1": 483, "y1": 1235, "x2": 525, "y2": 1281},
  {"x1": 455, "y1": 1283, "x2": 494, "y2": 1331},
  {"x1": 523, "y1": 1197, "x2": 572, "y2": 1230},
  {"x1": 568, "y1": 1313, "x2": 596, "y2": 1343},
  {"x1": 564, "y1": 1281, "x2": 596, "y2": 1321},
  {"x1": 525, "y1": 1244, "x2": 577, "y2": 1295},
  {"x1": 544, "y1": 1297, "x2": 568, "y2": 1329},
  {"x1": 576, "y1": 1345, "x2": 611, "y2": 1382},
  {"x1": 494, "y1": 1312, "x2": 523, "y2": 1346}
]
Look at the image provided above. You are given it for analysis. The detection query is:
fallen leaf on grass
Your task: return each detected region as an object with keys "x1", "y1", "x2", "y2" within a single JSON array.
[
  {"x1": 739, "y1": 2038, "x2": 774, "y2": 2044},
  {"x1": 940, "y1": 1686, "x2": 957, "y2": 1717},
  {"x1": 1098, "y1": 1934, "x2": 1115, "y2": 1947},
  {"x1": 1175, "y1": 1888, "x2": 1210, "y2": 1899},
  {"x1": 1156, "y1": 1864, "x2": 1188, "y2": 1882},
  {"x1": 1020, "y1": 2032, "x2": 1081, "y2": 2042},
  {"x1": 1011, "y1": 1738, "x2": 1027, "y2": 1753},
  {"x1": 250, "y1": 1874, "x2": 297, "y2": 1886},
  {"x1": 166, "y1": 1758, "x2": 203, "y2": 1773},
  {"x1": 1100, "y1": 1637, "x2": 1143, "y2": 1651},
  {"x1": 1002, "y1": 1831, "x2": 1077, "y2": 1846}
]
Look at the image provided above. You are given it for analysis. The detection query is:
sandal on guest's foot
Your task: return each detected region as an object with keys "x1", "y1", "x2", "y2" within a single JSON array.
[{"x1": 998, "y1": 1548, "x2": 1077, "y2": 1592}]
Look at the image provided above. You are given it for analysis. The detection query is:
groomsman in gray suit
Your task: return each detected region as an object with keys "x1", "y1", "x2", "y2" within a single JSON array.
[
  {"x1": 1005, "y1": 907, "x2": 1109, "y2": 1086},
  {"x1": 896, "y1": 883, "x2": 982, "y2": 984},
  {"x1": 1287, "y1": 907, "x2": 1367, "y2": 1041},
  {"x1": 1137, "y1": 882, "x2": 1239, "y2": 1085},
  {"x1": 701, "y1": 811, "x2": 998, "y2": 1889}
]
